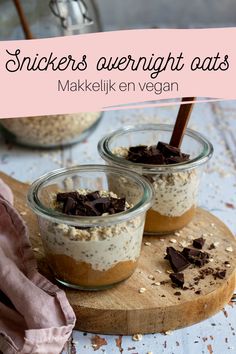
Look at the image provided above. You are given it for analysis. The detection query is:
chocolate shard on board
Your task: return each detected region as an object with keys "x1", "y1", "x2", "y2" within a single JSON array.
[
  {"x1": 214, "y1": 270, "x2": 226, "y2": 279},
  {"x1": 165, "y1": 247, "x2": 190, "y2": 273},
  {"x1": 169, "y1": 272, "x2": 184, "y2": 288},
  {"x1": 182, "y1": 247, "x2": 209, "y2": 267},
  {"x1": 193, "y1": 237, "x2": 205, "y2": 249}
]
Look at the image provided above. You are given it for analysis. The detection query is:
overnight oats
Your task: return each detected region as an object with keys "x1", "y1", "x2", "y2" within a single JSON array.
[
  {"x1": 28, "y1": 165, "x2": 153, "y2": 290},
  {"x1": 98, "y1": 124, "x2": 213, "y2": 235}
]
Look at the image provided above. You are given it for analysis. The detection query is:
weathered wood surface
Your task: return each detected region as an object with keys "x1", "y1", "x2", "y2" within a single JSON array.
[{"x1": 0, "y1": 101, "x2": 236, "y2": 353}]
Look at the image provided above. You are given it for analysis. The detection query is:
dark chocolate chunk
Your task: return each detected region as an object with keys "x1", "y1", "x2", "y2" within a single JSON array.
[
  {"x1": 129, "y1": 145, "x2": 148, "y2": 153},
  {"x1": 110, "y1": 197, "x2": 126, "y2": 213},
  {"x1": 165, "y1": 247, "x2": 190, "y2": 273},
  {"x1": 208, "y1": 243, "x2": 216, "y2": 250},
  {"x1": 126, "y1": 140, "x2": 190, "y2": 165},
  {"x1": 157, "y1": 141, "x2": 181, "y2": 157},
  {"x1": 214, "y1": 270, "x2": 226, "y2": 279},
  {"x1": 193, "y1": 237, "x2": 206, "y2": 249},
  {"x1": 174, "y1": 291, "x2": 182, "y2": 296},
  {"x1": 195, "y1": 290, "x2": 201, "y2": 295},
  {"x1": 83, "y1": 201, "x2": 101, "y2": 216},
  {"x1": 166, "y1": 156, "x2": 186, "y2": 164},
  {"x1": 56, "y1": 190, "x2": 126, "y2": 217},
  {"x1": 182, "y1": 247, "x2": 209, "y2": 267},
  {"x1": 63, "y1": 197, "x2": 77, "y2": 215},
  {"x1": 169, "y1": 273, "x2": 184, "y2": 288},
  {"x1": 86, "y1": 191, "x2": 100, "y2": 201},
  {"x1": 57, "y1": 191, "x2": 79, "y2": 202},
  {"x1": 91, "y1": 197, "x2": 111, "y2": 214}
]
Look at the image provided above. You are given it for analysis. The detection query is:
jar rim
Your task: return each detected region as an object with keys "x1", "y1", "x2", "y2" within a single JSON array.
[
  {"x1": 27, "y1": 164, "x2": 154, "y2": 227},
  {"x1": 98, "y1": 124, "x2": 214, "y2": 173}
]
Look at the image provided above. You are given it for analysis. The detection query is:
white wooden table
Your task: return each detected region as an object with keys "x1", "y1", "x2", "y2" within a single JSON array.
[{"x1": 0, "y1": 101, "x2": 235, "y2": 354}]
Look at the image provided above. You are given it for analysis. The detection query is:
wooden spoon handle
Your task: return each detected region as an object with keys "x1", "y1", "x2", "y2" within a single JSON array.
[
  {"x1": 169, "y1": 97, "x2": 196, "y2": 148},
  {"x1": 12, "y1": 0, "x2": 34, "y2": 39}
]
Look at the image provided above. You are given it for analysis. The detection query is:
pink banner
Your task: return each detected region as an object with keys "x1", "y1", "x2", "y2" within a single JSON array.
[{"x1": 0, "y1": 28, "x2": 235, "y2": 118}]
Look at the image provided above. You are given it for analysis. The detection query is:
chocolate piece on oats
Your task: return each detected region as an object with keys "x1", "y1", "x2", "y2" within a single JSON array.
[
  {"x1": 193, "y1": 237, "x2": 205, "y2": 249},
  {"x1": 157, "y1": 141, "x2": 181, "y2": 157},
  {"x1": 63, "y1": 197, "x2": 77, "y2": 215},
  {"x1": 169, "y1": 273, "x2": 184, "y2": 288},
  {"x1": 57, "y1": 191, "x2": 80, "y2": 202},
  {"x1": 110, "y1": 197, "x2": 126, "y2": 213},
  {"x1": 165, "y1": 247, "x2": 190, "y2": 273},
  {"x1": 126, "y1": 141, "x2": 190, "y2": 165},
  {"x1": 56, "y1": 191, "x2": 127, "y2": 216},
  {"x1": 86, "y1": 191, "x2": 101, "y2": 201}
]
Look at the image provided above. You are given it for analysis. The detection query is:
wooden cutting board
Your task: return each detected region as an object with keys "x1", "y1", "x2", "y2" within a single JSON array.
[{"x1": 0, "y1": 171, "x2": 236, "y2": 335}]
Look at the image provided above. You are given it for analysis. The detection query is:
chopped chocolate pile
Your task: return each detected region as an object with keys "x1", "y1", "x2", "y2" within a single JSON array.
[
  {"x1": 126, "y1": 141, "x2": 190, "y2": 165},
  {"x1": 56, "y1": 191, "x2": 126, "y2": 216},
  {"x1": 165, "y1": 247, "x2": 190, "y2": 273},
  {"x1": 169, "y1": 273, "x2": 184, "y2": 288},
  {"x1": 181, "y1": 247, "x2": 209, "y2": 267},
  {"x1": 193, "y1": 237, "x2": 205, "y2": 249}
]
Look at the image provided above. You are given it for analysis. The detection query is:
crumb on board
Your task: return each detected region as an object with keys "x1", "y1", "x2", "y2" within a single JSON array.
[
  {"x1": 139, "y1": 288, "x2": 146, "y2": 294},
  {"x1": 132, "y1": 334, "x2": 143, "y2": 341}
]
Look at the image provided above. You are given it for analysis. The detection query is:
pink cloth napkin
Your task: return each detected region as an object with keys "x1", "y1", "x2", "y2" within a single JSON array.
[{"x1": 0, "y1": 179, "x2": 76, "y2": 354}]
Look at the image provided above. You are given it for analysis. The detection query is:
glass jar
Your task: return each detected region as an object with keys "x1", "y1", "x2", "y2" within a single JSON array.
[
  {"x1": 0, "y1": 0, "x2": 102, "y2": 147},
  {"x1": 0, "y1": 112, "x2": 102, "y2": 148},
  {"x1": 27, "y1": 165, "x2": 154, "y2": 290},
  {"x1": 98, "y1": 124, "x2": 214, "y2": 235}
]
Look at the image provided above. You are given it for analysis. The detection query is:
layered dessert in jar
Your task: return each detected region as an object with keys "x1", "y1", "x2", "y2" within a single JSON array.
[
  {"x1": 98, "y1": 124, "x2": 213, "y2": 235},
  {"x1": 28, "y1": 165, "x2": 153, "y2": 290}
]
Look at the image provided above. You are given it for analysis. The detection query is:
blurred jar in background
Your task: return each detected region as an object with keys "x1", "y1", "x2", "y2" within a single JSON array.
[{"x1": 0, "y1": 0, "x2": 102, "y2": 148}]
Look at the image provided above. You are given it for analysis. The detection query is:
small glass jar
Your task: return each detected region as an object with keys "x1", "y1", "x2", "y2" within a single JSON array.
[
  {"x1": 0, "y1": 0, "x2": 102, "y2": 148},
  {"x1": 98, "y1": 124, "x2": 214, "y2": 235},
  {"x1": 0, "y1": 112, "x2": 102, "y2": 148},
  {"x1": 28, "y1": 164, "x2": 153, "y2": 290}
]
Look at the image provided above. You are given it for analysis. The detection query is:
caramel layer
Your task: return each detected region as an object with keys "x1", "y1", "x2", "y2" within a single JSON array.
[
  {"x1": 47, "y1": 254, "x2": 137, "y2": 288},
  {"x1": 144, "y1": 206, "x2": 196, "y2": 234}
]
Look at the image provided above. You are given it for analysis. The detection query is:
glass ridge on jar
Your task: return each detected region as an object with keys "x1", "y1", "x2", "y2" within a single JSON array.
[
  {"x1": 28, "y1": 164, "x2": 154, "y2": 290},
  {"x1": 98, "y1": 124, "x2": 214, "y2": 235}
]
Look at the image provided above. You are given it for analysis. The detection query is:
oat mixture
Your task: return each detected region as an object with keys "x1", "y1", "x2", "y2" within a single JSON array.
[
  {"x1": 1, "y1": 112, "x2": 100, "y2": 146},
  {"x1": 112, "y1": 146, "x2": 199, "y2": 217}
]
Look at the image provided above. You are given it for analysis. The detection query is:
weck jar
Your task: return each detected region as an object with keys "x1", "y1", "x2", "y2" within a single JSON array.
[
  {"x1": 98, "y1": 124, "x2": 214, "y2": 235},
  {"x1": 28, "y1": 165, "x2": 154, "y2": 290},
  {"x1": 0, "y1": 0, "x2": 102, "y2": 147}
]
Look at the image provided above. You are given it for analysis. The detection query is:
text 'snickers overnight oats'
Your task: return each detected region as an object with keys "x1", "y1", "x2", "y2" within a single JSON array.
[
  {"x1": 98, "y1": 124, "x2": 213, "y2": 235},
  {"x1": 28, "y1": 165, "x2": 153, "y2": 290}
]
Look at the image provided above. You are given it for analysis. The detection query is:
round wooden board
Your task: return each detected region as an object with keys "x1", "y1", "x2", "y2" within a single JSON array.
[{"x1": 1, "y1": 171, "x2": 236, "y2": 335}]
